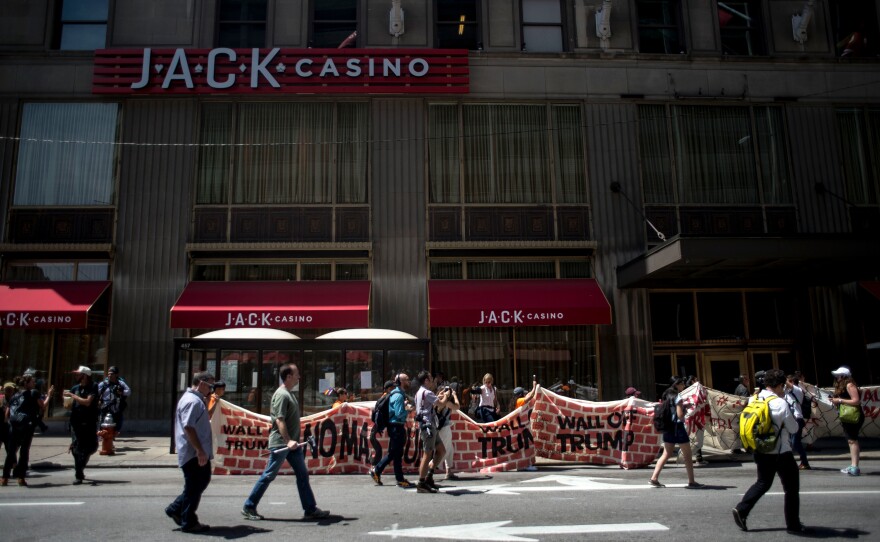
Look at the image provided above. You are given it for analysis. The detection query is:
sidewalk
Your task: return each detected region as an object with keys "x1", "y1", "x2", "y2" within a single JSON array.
[{"x1": 23, "y1": 428, "x2": 880, "y2": 471}]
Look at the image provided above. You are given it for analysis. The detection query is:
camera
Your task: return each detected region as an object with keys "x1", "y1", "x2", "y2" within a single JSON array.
[
  {"x1": 306, "y1": 435, "x2": 317, "y2": 453},
  {"x1": 754, "y1": 370, "x2": 767, "y2": 389}
]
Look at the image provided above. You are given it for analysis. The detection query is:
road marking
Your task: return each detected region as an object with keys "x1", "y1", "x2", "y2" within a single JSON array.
[
  {"x1": 369, "y1": 520, "x2": 668, "y2": 541},
  {"x1": 445, "y1": 475, "x2": 655, "y2": 495},
  {"x1": 0, "y1": 502, "x2": 84, "y2": 506},
  {"x1": 765, "y1": 490, "x2": 880, "y2": 496}
]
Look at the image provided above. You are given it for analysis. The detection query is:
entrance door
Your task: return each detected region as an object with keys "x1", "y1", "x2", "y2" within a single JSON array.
[{"x1": 703, "y1": 353, "x2": 747, "y2": 395}]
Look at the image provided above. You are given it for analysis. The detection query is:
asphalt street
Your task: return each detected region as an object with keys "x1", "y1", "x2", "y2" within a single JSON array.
[{"x1": 0, "y1": 459, "x2": 876, "y2": 541}]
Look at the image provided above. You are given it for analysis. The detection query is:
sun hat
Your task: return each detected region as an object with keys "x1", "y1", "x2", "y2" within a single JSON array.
[{"x1": 831, "y1": 366, "x2": 851, "y2": 377}]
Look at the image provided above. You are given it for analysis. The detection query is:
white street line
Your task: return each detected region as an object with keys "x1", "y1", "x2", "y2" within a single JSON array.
[
  {"x1": 766, "y1": 490, "x2": 880, "y2": 496},
  {"x1": 0, "y1": 502, "x2": 84, "y2": 506}
]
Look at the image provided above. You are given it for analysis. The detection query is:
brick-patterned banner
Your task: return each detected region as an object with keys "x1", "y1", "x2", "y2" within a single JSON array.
[{"x1": 684, "y1": 383, "x2": 880, "y2": 451}]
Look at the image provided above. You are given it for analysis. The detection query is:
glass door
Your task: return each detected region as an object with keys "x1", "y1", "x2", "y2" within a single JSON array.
[{"x1": 703, "y1": 353, "x2": 747, "y2": 394}]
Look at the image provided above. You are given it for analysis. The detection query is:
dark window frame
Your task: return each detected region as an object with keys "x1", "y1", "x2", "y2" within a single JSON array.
[
  {"x1": 717, "y1": 0, "x2": 767, "y2": 56},
  {"x1": 310, "y1": 0, "x2": 359, "y2": 48},
  {"x1": 216, "y1": 0, "x2": 268, "y2": 49},
  {"x1": 520, "y1": 0, "x2": 568, "y2": 53},
  {"x1": 52, "y1": 0, "x2": 110, "y2": 50},
  {"x1": 435, "y1": 0, "x2": 482, "y2": 50},
  {"x1": 636, "y1": 0, "x2": 686, "y2": 54}
]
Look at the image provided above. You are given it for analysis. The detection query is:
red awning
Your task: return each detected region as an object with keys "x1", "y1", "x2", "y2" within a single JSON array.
[
  {"x1": 861, "y1": 281, "x2": 880, "y2": 301},
  {"x1": 170, "y1": 281, "x2": 370, "y2": 329},
  {"x1": 0, "y1": 281, "x2": 111, "y2": 329},
  {"x1": 428, "y1": 279, "x2": 612, "y2": 327}
]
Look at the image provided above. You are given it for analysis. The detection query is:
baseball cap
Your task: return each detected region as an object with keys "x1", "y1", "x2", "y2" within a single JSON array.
[
  {"x1": 73, "y1": 366, "x2": 92, "y2": 376},
  {"x1": 625, "y1": 386, "x2": 641, "y2": 397},
  {"x1": 2, "y1": 382, "x2": 15, "y2": 390},
  {"x1": 513, "y1": 387, "x2": 525, "y2": 396},
  {"x1": 831, "y1": 366, "x2": 852, "y2": 377}
]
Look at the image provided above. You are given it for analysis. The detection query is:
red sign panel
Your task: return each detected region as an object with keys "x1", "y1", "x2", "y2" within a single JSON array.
[
  {"x1": 0, "y1": 281, "x2": 111, "y2": 329},
  {"x1": 93, "y1": 48, "x2": 469, "y2": 95}
]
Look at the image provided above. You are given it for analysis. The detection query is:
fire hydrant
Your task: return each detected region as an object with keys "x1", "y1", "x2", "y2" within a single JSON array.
[{"x1": 97, "y1": 413, "x2": 117, "y2": 455}]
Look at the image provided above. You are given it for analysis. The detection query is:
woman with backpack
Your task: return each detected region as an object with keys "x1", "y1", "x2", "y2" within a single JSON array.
[
  {"x1": 2, "y1": 373, "x2": 53, "y2": 486},
  {"x1": 649, "y1": 377, "x2": 703, "y2": 489},
  {"x1": 830, "y1": 366, "x2": 863, "y2": 476}
]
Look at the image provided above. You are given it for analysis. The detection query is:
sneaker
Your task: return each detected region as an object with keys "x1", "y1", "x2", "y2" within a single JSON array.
[
  {"x1": 241, "y1": 506, "x2": 264, "y2": 521},
  {"x1": 165, "y1": 507, "x2": 182, "y2": 526},
  {"x1": 416, "y1": 481, "x2": 438, "y2": 493},
  {"x1": 519, "y1": 465, "x2": 538, "y2": 472},
  {"x1": 686, "y1": 482, "x2": 705, "y2": 489},
  {"x1": 397, "y1": 480, "x2": 415, "y2": 489},
  {"x1": 426, "y1": 476, "x2": 440, "y2": 490},
  {"x1": 369, "y1": 467, "x2": 382, "y2": 486},
  {"x1": 732, "y1": 508, "x2": 747, "y2": 532},
  {"x1": 799, "y1": 463, "x2": 811, "y2": 470},
  {"x1": 444, "y1": 472, "x2": 459, "y2": 481},
  {"x1": 72, "y1": 479, "x2": 83, "y2": 485},
  {"x1": 181, "y1": 522, "x2": 210, "y2": 533},
  {"x1": 845, "y1": 466, "x2": 861, "y2": 476},
  {"x1": 17, "y1": 478, "x2": 26, "y2": 487},
  {"x1": 786, "y1": 524, "x2": 813, "y2": 535},
  {"x1": 304, "y1": 507, "x2": 330, "y2": 520},
  {"x1": 648, "y1": 479, "x2": 665, "y2": 488}
]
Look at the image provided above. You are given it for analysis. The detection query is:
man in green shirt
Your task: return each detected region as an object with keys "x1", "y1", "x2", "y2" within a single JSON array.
[{"x1": 241, "y1": 363, "x2": 330, "y2": 521}]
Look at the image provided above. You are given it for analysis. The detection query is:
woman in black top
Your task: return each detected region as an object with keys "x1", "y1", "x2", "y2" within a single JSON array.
[{"x1": 2, "y1": 373, "x2": 52, "y2": 486}]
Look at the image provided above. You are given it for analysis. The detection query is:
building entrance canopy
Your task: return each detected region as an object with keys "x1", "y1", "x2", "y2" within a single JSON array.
[
  {"x1": 428, "y1": 279, "x2": 612, "y2": 328},
  {"x1": 0, "y1": 281, "x2": 111, "y2": 329},
  {"x1": 169, "y1": 281, "x2": 370, "y2": 329}
]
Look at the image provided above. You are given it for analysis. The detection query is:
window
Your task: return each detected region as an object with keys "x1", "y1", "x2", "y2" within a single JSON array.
[
  {"x1": 649, "y1": 292, "x2": 696, "y2": 341},
  {"x1": 436, "y1": 0, "x2": 480, "y2": 49},
  {"x1": 521, "y1": 0, "x2": 564, "y2": 52},
  {"x1": 13, "y1": 103, "x2": 118, "y2": 206},
  {"x1": 636, "y1": 0, "x2": 685, "y2": 54},
  {"x1": 837, "y1": 108, "x2": 880, "y2": 204},
  {"x1": 429, "y1": 258, "x2": 592, "y2": 279},
  {"x1": 428, "y1": 104, "x2": 586, "y2": 204},
  {"x1": 830, "y1": 0, "x2": 879, "y2": 57},
  {"x1": 312, "y1": 0, "x2": 357, "y2": 48},
  {"x1": 217, "y1": 0, "x2": 267, "y2": 48},
  {"x1": 196, "y1": 102, "x2": 369, "y2": 204},
  {"x1": 718, "y1": 1, "x2": 765, "y2": 56},
  {"x1": 192, "y1": 260, "x2": 369, "y2": 281},
  {"x1": 638, "y1": 105, "x2": 791, "y2": 205},
  {"x1": 5, "y1": 261, "x2": 110, "y2": 281},
  {"x1": 56, "y1": 0, "x2": 109, "y2": 50}
]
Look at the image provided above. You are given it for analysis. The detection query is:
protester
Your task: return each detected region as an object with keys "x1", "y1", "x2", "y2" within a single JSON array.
[
  {"x1": 1, "y1": 382, "x2": 14, "y2": 459},
  {"x1": 166, "y1": 371, "x2": 215, "y2": 533},
  {"x1": 649, "y1": 377, "x2": 703, "y2": 489},
  {"x1": 241, "y1": 363, "x2": 330, "y2": 521},
  {"x1": 684, "y1": 375, "x2": 705, "y2": 465},
  {"x1": 784, "y1": 374, "x2": 811, "y2": 470},
  {"x1": 98, "y1": 366, "x2": 132, "y2": 432},
  {"x1": 830, "y1": 366, "x2": 864, "y2": 476},
  {"x1": 415, "y1": 370, "x2": 448, "y2": 493},
  {"x1": 2, "y1": 373, "x2": 52, "y2": 486},
  {"x1": 368, "y1": 380, "x2": 396, "y2": 467},
  {"x1": 63, "y1": 366, "x2": 99, "y2": 485},
  {"x1": 370, "y1": 373, "x2": 415, "y2": 488},
  {"x1": 466, "y1": 382, "x2": 481, "y2": 420},
  {"x1": 331, "y1": 387, "x2": 349, "y2": 409},
  {"x1": 207, "y1": 380, "x2": 226, "y2": 419},
  {"x1": 512, "y1": 378, "x2": 538, "y2": 410},
  {"x1": 476, "y1": 373, "x2": 500, "y2": 423},
  {"x1": 625, "y1": 386, "x2": 642, "y2": 398},
  {"x1": 732, "y1": 369, "x2": 809, "y2": 534},
  {"x1": 734, "y1": 375, "x2": 750, "y2": 397},
  {"x1": 430, "y1": 373, "x2": 460, "y2": 481}
]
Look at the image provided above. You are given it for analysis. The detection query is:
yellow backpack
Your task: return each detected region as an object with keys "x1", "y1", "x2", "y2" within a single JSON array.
[{"x1": 739, "y1": 394, "x2": 781, "y2": 453}]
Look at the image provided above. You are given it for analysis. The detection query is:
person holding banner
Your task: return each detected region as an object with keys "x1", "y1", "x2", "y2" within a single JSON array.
[
  {"x1": 784, "y1": 374, "x2": 811, "y2": 470},
  {"x1": 649, "y1": 377, "x2": 703, "y2": 489},
  {"x1": 414, "y1": 370, "x2": 449, "y2": 493},
  {"x1": 476, "y1": 373, "x2": 500, "y2": 423},
  {"x1": 371, "y1": 373, "x2": 416, "y2": 488},
  {"x1": 732, "y1": 369, "x2": 809, "y2": 534},
  {"x1": 830, "y1": 366, "x2": 864, "y2": 476}
]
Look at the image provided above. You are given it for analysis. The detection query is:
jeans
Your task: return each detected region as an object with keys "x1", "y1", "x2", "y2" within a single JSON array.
[
  {"x1": 245, "y1": 446, "x2": 317, "y2": 514},
  {"x1": 791, "y1": 418, "x2": 808, "y2": 465},
  {"x1": 168, "y1": 457, "x2": 212, "y2": 529},
  {"x1": 736, "y1": 451, "x2": 800, "y2": 530},
  {"x1": 477, "y1": 406, "x2": 498, "y2": 423},
  {"x1": 375, "y1": 423, "x2": 406, "y2": 482},
  {"x1": 71, "y1": 422, "x2": 98, "y2": 480},
  {"x1": 3, "y1": 425, "x2": 35, "y2": 479}
]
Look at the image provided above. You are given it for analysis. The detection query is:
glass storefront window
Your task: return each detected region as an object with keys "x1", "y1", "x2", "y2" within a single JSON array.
[
  {"x1": 302, "y1": 350, "x2": 343, "y2": 415},
  {"x1": 219, "y1": 350, "x2": 259, "y2": 409},
  {"x1": 344, "y1": 350, "x2": 384, "y2": 402}
]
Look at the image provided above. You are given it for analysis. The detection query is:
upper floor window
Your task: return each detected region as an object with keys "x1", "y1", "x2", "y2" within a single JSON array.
[
  {"x1": 638, "y1": 105, "x2": 792, "y2": 205},
  {"x1": 14, "y1": 103, "x2": 118, "y2": 206},
  {"x1": 636, "y1": 0, "x2": 685, "y2": 54},
  {"x1": 837, "y1": 108, "x2": 880, "y2": 205},
  {"x1": 197, "y1": 102, "x2": 369, "y2": 205},
  {"x1": 5, "y1": 261, "x2": 110, "y2": 281},
  {"x1": 429, "y1": 257, "x2": 592, "y2": 279},
  {"x1": 521, "y1": 0, "x2": 564, "y2": 52},
  {"x1": 436, "y1": 0, "x2": 480, "y2": 49},
  {"x1": 718, "y1": 1, "x2": 765, "y2": 56},
  {"x1": 312, "y1": 0, "x2": 358, "y2": 48},
  {"x1": 55, "y1": 0, "x2": 108, "y2": 50},
  {"x1": 831, "y1": 0, "x2": 879, "y2": 57},
  {"x1": 192, "y1": 259, "x2": 369, "y2": 281},
  {"x1": 428, "y1": 103, "x2": 586, "y2": 204},
  {"x1": 217, "y1": 0, "x2": 267, "y2": 48}
]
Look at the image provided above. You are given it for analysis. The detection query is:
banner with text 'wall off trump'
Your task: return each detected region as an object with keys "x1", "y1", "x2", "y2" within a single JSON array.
[{"x1": 210, "y1": 386, "x2": 661, "y2": 475}]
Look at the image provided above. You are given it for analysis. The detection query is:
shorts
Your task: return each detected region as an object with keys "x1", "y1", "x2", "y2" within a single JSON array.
[
  {"x1": 841, "y1": 415, "x2": 864, "y2": 441},
  {"x1": 419, "y1": 424, "x2": 438, "y2": 452},
  {"x1": 663, "y1": 422, "x2": 689, "y2": 445}
]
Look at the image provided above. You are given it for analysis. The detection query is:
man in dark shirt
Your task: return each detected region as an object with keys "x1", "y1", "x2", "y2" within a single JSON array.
[{"x1": 63, "y1": 366, "x2": 100, "y2": 484}]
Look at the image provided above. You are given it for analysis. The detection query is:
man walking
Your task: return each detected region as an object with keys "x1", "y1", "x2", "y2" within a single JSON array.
[
  {"x1": 414, "y1": 370, "x2": 448, "y2": 493},
  {"x1": 166, "y1": 371, "x2": 215, "y2": 533},
  {"x1": 63, "y1": 366, "x2": 99, "y2": 485},
  {"x1": 732, "y1": 369, "x2": 810, "y2": 534},
  {"x1": 98, "y1": 366, "x2": 132, "y2": 432},
  {"x1": 370, "y1": 373, "x2": 415, "y2": 488},
  {"x1": 241, "y1": 363, "x2": 329, "y2": 521}
]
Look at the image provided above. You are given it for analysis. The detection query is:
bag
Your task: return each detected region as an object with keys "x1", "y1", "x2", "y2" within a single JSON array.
[
  {"x1": 8, "y1": 392, "x2": 33, "y2": 428},
  {"x1": 839, "y1": 403, "x2": 861, "y2": 424},
  {"x1": 652, "y1": 395, "x2": 674, "y2": 433},
  {"x1": 800, "y1": 390, "x2": 812, "y2": 420},
  {"x1": 371, "y1": 391, "x2": 393, "y2": 433},
  {"x1": 739, "y1": 394, "x2": 780, "y2": 453}
]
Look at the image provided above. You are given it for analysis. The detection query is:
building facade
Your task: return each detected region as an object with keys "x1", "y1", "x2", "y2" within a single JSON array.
[{"x1": 0, "y1": 0, "x2": 878, "y2": 429}]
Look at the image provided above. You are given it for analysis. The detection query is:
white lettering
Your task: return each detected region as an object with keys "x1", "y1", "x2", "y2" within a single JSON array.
[
  {"x1": 408, "y1": 58, "x2": 429, "y2": 77},
  {"x1": 295, "y1": 58, "x2": 314, "y2": 77},
  {"x1": 207, "y1": 48, "x2": 236, "y2": 89},
  {"x1": 131, "y1": 48, "x2": 151, "y2": 89},
  {"x1": 368, "y1": 58, "x2": 376, "y2": 77},
  {"x1": 261, "y1": 313, "x2": 271, "y2": 326},
  {"x1": 345, "y1": 58, "x2": 362, "y2": 77},
  {"x1": 250, "y1": 48, "x2": 281, "y2": 88},
  {"x1": 382, "y1": 58, "x2": 401, "y2": 77},
  {"x1": 320, "y1": 58, "x2": 340, "y2": 77},
  {"x1": 162, "y1": 48, "x2": 194, "y2": 89}
]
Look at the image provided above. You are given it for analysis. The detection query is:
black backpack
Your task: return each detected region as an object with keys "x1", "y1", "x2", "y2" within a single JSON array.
[
  {"x1": 800, "y1": 389, "x2": 812, "y2": 420},
  {"x1": 8, "y1": 392, "x2": 35, "y2": 428},
  {"x1": 652, "y1": 393, "x2": 674, "y2": 433},
  {"x1": 371, "y1": 390, "x2": 393, "y2": 433}
]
